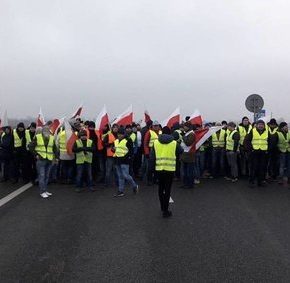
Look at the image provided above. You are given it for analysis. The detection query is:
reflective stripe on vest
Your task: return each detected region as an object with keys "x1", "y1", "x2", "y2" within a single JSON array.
[
  {"x1": 106, "y1": 133, "x2": 116, "y2": 157},
  {"x1": 13, "y1": 129, "x2": 23, "y2": 148},
  {"x1": 252, "y1": 128, "x2": 268, "y2": 151},
  {"x1": 154, "y1": 140, "x2": 177, "y2": 171},
  {"x1": 75, "y1": 139, "x2": 93, "y2": 164},
  {"x1": 212, "y1": 129, "x2": 226, "y2": 148},
  {"x1": 238, "y1": 125, "x2": 252, "y2": 145},
  {"x1": 226, "y1": 130, "x2": 237, "y2": 151},
  {"x1": 277, "y1": 132, "x2": 289, "y2": 153},
  {"x1": 149, "y1": 130, "x2": 159, "y2": 147},
  {"x1": 35, "y1": 134, "x2": 54, "y2": 160},
  {"x1": 114, "y1": 139, "x2": 129, "y2": 157},
  {"x1": 269, "y1": 127, "x2": 278, "y2": 135}
]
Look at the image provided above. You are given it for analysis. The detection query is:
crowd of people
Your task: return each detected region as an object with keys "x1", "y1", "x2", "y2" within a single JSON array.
[{"x1": 0, "y1": 115, "x2": 289, "y2": 217}]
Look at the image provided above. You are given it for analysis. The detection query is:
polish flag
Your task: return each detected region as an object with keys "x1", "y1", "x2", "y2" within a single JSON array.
[
  {"x1": 113, "y1": 105, "x2": 133, "y2": 126},
  {"x1": 95, "y1": 105, "x2": 109, "y2": 132},
  {"x1": 144, "y1": 110, "x2": 151, "y2": 124},
  {"x1": 36, "y1": 108, "x2": 45, "y2": 127},
  {"x1": 64, "y1": 119, "x2": 78, "y2": 155},
  {"x1": 162, "y1": 107, "x2": 180, "y2": 129},
  {"x1": 71, "y1": 104, "x2": 83, "y2": 119},
  {"x1": 194, "y1": 126, "x2": 222, "y2": 151},
  {"x1": 50, "y1": 117, "x2": 65, "y2": 135},
  {"x1": 189, "y1": 109, "x2": 203, "y2": 126},
  {"x1": 0, "y1": 110, "x2": 9, "y2": 128}
]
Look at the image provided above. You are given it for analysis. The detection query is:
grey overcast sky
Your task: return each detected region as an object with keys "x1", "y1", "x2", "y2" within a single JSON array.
[{"x1": 1, "y1": 0, "x2": 290, "y2": 122}]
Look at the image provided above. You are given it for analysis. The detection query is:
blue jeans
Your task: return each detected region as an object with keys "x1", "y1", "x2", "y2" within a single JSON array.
[
  {"x1": 36, "y1": 159, "x2": 52, "y2": 194},
  {"x1": 115, "y1": 164, "x2": 137, "y2": 193},
  {"x1": 194, "y1": 151, "x2": 205, "y2": 179},
  {"x1": 212, "y1": 148, "x2": 225, "y2": 177},
  {"x1": 279, "y1": 152, "x2": 290, "y2": 178},
  {"x1": 105, "y1": 157, "x2": 115, "y2": 185},
  {"x1": 76, "y1": 163, "x2": 92, "y2": 188},
  {"x1": 183, "y1": 162, "x2": 195, "y2": 187},
  {"x1": 60, "y1": 160, "x2": 75, "y2": 182}
]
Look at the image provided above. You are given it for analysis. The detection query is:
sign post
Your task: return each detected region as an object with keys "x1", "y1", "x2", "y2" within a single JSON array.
[{"x1": 245, "y1": 94, "x2": 264, "y2": 122}]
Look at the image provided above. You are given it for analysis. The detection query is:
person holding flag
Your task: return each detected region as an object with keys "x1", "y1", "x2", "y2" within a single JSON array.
[{"x1": 180, "y1": 122, "x2": 196, "y2": 189}]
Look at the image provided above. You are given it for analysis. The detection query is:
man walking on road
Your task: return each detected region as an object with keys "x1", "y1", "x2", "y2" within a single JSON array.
[
  {"x1": 151, "y1": 126, "x2": 183, "y2": 218},
  {"x1": 113, "y1": 128, "x2": 138, "y2": 197},
  {"x1": 29, "y1": 126, "x2": 58, "y2": 198}
]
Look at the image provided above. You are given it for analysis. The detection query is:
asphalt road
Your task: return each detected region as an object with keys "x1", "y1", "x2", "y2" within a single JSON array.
[{"x1": 1, "y1": 178, "x2": 290, "y2": 282}]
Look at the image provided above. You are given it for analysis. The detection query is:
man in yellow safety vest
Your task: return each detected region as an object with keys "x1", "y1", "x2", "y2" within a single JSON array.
[
  {"x1": 151, "y1": 126, "x2": 183, "y2": 218},
  {"x1": 29, "y1": 126, "x2": 58, "y2": 198},
  {"x1": 113, "y1": 128, "x2": 138, "y2": 197},
  {"x1": 244, "y1": 119, "x2": 272, "y2": 187},
  {"x1": 72, "y1": 130, "x2": 95, "y2": 192}
]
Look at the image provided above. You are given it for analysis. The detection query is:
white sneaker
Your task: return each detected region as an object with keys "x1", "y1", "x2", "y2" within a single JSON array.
[
  {"x1": 46, "y1": 191, "x2": 52, "y2": 196},
  {"x1": 40, "y1": 192, "x2": 49, "y2": 198}
]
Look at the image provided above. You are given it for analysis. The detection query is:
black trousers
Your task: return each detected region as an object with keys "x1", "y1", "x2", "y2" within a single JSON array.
[
  {"x1": 249, "y1": 151, "x2": 268, "y2": 185},
  {"x1": 157, "y1": 171, "x2": 174, "y2": 212},
  {"x1": 268, "y1": 150, "x2": 279, "y2": 179}
]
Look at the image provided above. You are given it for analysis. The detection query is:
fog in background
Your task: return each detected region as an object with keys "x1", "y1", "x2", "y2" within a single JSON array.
[{"x1": 1, "y1": 0, "x2": 290, "y2": 123}]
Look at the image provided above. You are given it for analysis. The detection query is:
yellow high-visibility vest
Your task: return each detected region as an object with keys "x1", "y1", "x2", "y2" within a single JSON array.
[
  {"x1": 75, "y1": 139, "x2": 93, "y2": 164},
  {"x1": 58, "y1": 130, "x2": 67, "y2": 154},
  {"x1": 114, "y1": 139, "x2": 129, "y2": 157},
  {"x1": 238, "y1": 125, "x2": 252, "y2": 145},
  {"x1": 212, "y1": 129, "x2": 226, "y2": 148},
  {"x1": 13, "y1": 129, "x2": 23, "y2": 148},
  {"x1": 149, "y1": 130, "x2": 159, "y2": 148},
  {"x1": 130, "y1": 132, "x2": 137, "y2": 143},
  {"x1": 252, "y1": 128, "x2": 268, "y2": 151},
  {"x1": 269, "y1": 127, "x2": 278, "y2": 135},
  {"x1": 277, "y1": 132, "x2": 289, "y2": 153},
  {"x1": 153, "y1": 140, "x2": 177, "y2": 172},
  {"x1": 226, "y1": 130, "x2": 238, "y2": 151},
  {"x1": 35, "y1": 134, "x2": 54, "y2": 160},
  {"x1": 25, "y1": 129, "x2": 34, "y2": 149}
]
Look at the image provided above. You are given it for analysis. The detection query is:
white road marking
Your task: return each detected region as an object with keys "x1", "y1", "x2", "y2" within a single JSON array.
[
  {"x1": 0, "y1": 182, "x2": 33, "y2": 208},
  {"x1": 169, "y1": 197, "x2": 174, "y2": 203}
]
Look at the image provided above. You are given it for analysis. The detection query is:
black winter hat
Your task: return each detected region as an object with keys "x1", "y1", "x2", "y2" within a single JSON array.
[
  {"x1": 279, "y1": 122, "x2": 288, "y2": 129},
  {"x1": 269, "y1": 118, "x2": 277, "y2": 125},
  {"x1": 30, "y1": 122, "x2": 36, "y2": 128},
  {"x1": 17, "y1": 122, "x2": 25, "y2": 128},
  {"x1": 162, "y1": 126, "x2": 171, "y2": 135}
]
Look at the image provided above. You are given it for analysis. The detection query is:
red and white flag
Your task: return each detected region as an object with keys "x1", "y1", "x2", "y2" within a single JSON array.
[
  {"x1": 189, "y1": 109, "x2": 203, "y2": 126},
  {"x1": 64, "y1": 119, "x2": 78, "y2": 155},
  {"x1": 95, "y1": 105, "x2": 109, "y2": 132},
  {"x1": 113, "y1": 105, "x2": 133, "y2": 126},
  {"x1": 50, "y1": 117, "x2": 65, "y2": 135},
  {"x1": 36, "y1": 107, "x2": 45, "y2": 127},
  {"x1": 162, "y1": 107, "x2": 180, "y2": 128},
  {"x1": 71, "y1": 104, "x2": 83, "y2": 119},
  {"x1": 195, "y1": 126, "x2": 222, "y2": 150},
  {"x1": 144, "y1": 110, "x2": 151, "y2": 124},
  {"x1": 0, "y1": 110, "x2": 9, "y2": 128}
]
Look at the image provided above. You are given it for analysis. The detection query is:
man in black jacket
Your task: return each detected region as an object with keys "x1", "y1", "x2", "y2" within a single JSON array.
[{"x1": 0, "y1": 127, "x2": 14, "y2": 182}]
